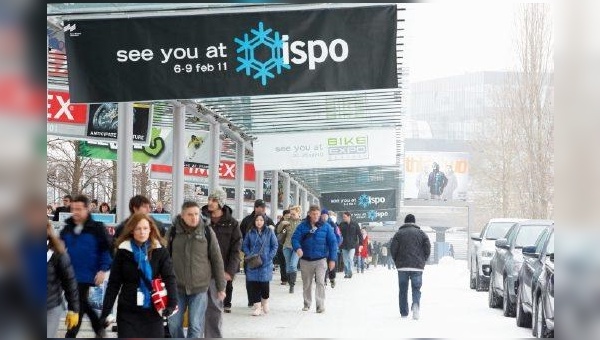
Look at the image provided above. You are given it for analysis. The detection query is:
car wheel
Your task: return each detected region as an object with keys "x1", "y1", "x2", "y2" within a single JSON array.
[
  {"x1": 516, "y1": 284, "x2": 532, "y2": 328},
  {"x1": 488, "y1": 272, "x2": 501, "y2": 308},
  {"x1": 503, "y1": 278, "x2": 516, "y2": 317},
  {"x1": 470, "y1": 263, "x2": 476, "y2": 289}
]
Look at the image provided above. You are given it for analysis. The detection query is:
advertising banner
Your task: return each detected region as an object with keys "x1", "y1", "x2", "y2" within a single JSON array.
[
  {"x1": 253, "y1": 127, "x2": 397, "y2": 170},
  {"x1": 403, "y1": 151, "x2": 469, "y2": 200},
  {"x1": 321, "y1": 189, "x2": 396, "y2": 212},
  {"x1": 348, "y1": 208, "x2": 397, "y2": 224},
  {"x1": 47, "y1": 90, "x2": 152, "y2": 145},
  {"x1": 64, "y1": 5, "x2": 397, "y2": 102},
  {"x1": 149, "y1": 160, "x2": 256, "y2": 183}
]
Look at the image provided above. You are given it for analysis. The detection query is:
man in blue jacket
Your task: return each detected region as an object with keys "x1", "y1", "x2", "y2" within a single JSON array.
[
  {"x1": 60, "y1": 195, "x2": 112, "y2": 338},
  {"x1": 291, "y1": 205, "x2": 338, "y2": 313}
]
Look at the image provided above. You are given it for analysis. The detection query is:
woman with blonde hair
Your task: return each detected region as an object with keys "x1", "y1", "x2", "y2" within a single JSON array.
[
  {"x1": 277, "y1": 205, "x2": 303, "y2": 293},
  {"x1": 99, "y1": 213, "x2": 178, "y2": 338},
  {"x1": 47, "y1": 222, "x2": 80, "y2": 337}
]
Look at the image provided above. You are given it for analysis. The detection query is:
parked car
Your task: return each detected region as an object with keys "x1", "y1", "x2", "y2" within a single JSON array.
[
  {"x1": 488, "y1": 220, "x2": 553, "y2": 317},
  {"x1": 533, "y1": 238, "x2": 554, "y2": 337},
  {"x1": 470, "y1": 218, "x2": 526, "y2": 291},
  {"x1": 515, "y1": 225, "x2": 554, "y2": 328}
]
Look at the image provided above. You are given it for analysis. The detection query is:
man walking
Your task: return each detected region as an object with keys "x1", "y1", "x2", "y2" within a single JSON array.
[
  {"x1": 338, "y1": 212, "x2": 363, "y2": 278},
  {"x1": 168, "y1": 201, "x2": 226, "y2": 338},
  {"x1": 202, "y1": 188, "x2": 242, "y2": 337},
  {"x1": 53, "y1": 194, "x2": 72, "y2": 221},
  {"x1": 390, "y1": 214, "x2": 431, "y2": 320},
  {"x1": 291, "y1": 205, "x2": 338, "y2": 313},
  {"x1": 113, "y1": 195, "x2": 166, "y2": 247},
  {"x1": 60, "y1": 195, "x2": 112, "y2": 338}
]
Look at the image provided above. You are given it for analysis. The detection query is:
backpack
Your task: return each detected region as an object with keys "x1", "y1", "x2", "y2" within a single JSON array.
[{"x1": 168, "y1": 224, "x2": 212, "y2": 258}]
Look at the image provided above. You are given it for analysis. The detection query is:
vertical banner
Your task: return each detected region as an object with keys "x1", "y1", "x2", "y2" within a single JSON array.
[
  {"x1": 64, "y1": 5, "x2": 398, "y2": 102},
  {"x1": 403, "y1": 151, "x2": 470, "y2": 200}
]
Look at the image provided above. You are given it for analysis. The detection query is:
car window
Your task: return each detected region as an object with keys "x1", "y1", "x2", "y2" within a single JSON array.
[
  {"x1": 544, "y1": 232, "x2": 554, "y2": 256},
  {"x1": 534, "y1": 228, "x2": 550, "y2": 253},
  {"x1": 484, "y1": 222, "x2": 516, "y2": 240},
  {"x1": 514, "y1": 225, "x2": 548, "y2": 248}
]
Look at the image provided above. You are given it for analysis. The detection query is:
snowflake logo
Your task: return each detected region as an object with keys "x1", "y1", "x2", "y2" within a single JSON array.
[
  {"x1": 234, "y1": 22, "x2": 291, "y2": 86},
  {"x1": 358, "y1": 194, "x2": 371, "y2": 209},
  {"x1": 367, "y1": 210, "x2": 377, "y2": 221}
]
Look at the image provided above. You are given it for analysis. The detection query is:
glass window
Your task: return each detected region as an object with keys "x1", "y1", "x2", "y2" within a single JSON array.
[
  {"x1": 534, "y1": 228, "x2": 551, "y2": 253},
  {"x1": 514, "y1": 225, "x2": 548, "y2": 248},
  {"x1": 484, "y1": 222, "x2": 516, "y2": 240}
]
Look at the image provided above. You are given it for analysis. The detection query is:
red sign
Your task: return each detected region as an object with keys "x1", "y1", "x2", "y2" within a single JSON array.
[
  {"x1": 151, "y1": 161, "x2": 256, "y2": 181},
  {"x1": 47, "y1": 90, "x2": 87, "y2": 124}
]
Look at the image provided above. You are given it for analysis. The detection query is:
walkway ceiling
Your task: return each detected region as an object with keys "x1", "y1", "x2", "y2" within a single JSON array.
[{"x1": 47, "y1": 3, "x2": 406, "y2": 196}]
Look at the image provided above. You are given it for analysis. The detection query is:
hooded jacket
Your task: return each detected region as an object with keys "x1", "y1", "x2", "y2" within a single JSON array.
[
  {"x1": 390, "y1": 223, "x2": 431, "y2": 270},
  {"x1": 169, "y1": 215, "x2": 226, "y2": 295},
  {"x1": 201, "y1": 204, "x2": 242, "y2": 278},
  {"x1": 291, "y1": 218, "x2": 338, "y2": 262}
]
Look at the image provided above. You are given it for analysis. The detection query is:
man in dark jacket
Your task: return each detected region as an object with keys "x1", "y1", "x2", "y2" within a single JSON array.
[
  {"x1": 338, "y1": 211, "x2": 363, "y2": 278},
  {"x1": 390, "y1": 214, "x2": 431, "y2": 320},
  {"x1": 60, "y1": 195, "x2": 112, "y2": 338},
  {"x1": 202, "y1": 187, "x2": 242, "y2": 337},
  {"x1": 113, "y1": 195, "x2": 166, "y2": 249},
  {"x1": 52, "y1": 194, "x2": 72, "y2": 221},
  {"x1": 239, "y1": 199, "x2": 274, "y2": 306}
]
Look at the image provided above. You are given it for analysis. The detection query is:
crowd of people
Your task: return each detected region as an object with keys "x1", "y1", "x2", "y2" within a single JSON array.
[{"x1": 47, "y1": 190, "x2": 431, "y2": 338}]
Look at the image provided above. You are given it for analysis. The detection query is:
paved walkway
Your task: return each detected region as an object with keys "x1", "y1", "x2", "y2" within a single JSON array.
[{"x1": 55, "y1": 258, "x2": 532, "y2": 338}]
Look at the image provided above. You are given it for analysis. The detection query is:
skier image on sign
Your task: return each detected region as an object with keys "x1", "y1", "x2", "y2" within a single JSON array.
[
  {"x1": 427, "y1": 162, "x2": 448, "y2": 200},
  {"x1": 187, "y1": 134, "x2": 204, "y2": 161}
]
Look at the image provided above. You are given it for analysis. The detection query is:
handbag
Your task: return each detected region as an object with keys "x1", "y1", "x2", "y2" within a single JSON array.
[
  {"x1": 150, "y1": 277, "x2": 168, "y2": 314},
  {"x1": 244, "y1": 233, "x2": 265, "y2": 269}
]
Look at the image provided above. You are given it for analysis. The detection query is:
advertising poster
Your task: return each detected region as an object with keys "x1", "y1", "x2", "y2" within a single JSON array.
[{"x1": 403, "y1": 151, "x2": 470, "y2": 200}]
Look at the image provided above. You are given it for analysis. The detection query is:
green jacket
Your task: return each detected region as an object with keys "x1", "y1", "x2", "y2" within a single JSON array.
[{"x1": 277, "y1": 217, "x2": 302, "y2": 249}]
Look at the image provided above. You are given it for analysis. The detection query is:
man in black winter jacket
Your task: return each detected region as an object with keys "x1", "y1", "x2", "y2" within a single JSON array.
[
  {"x1": 338, "y1": 212, "x2": 363, "y2": 278},
  {"x1": 390, "y1": 214, "x2": 431, "y2": 320}
]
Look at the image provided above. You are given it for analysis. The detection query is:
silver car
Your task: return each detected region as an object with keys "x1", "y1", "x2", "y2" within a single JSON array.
[{"x1": 470, "y1": 218, "x2": 527, "y2": 291}]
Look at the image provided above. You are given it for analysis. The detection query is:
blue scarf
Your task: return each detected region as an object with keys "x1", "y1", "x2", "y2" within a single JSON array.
[{"x1": 131, "y1": 240, "x2": 152, "y2": 308}]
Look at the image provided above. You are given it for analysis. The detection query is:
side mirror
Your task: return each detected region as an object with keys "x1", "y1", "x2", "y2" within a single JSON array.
[
  {"x1": 495, "y1": 239, "x2": 510, "y2": 250},
  {"x1": 470, "y1": 232, "x2": 482, "y2": 242},
  {"x1": 522, "y1": 246, "x2": 539, "y2": 258},
  {"x1": 549, "y1": 253, "x2": 554, "y2": 262}
]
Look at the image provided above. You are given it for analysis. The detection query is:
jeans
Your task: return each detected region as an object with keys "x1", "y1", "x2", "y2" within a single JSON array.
[
  {"x1": 282, "y1": 247, "x2": 300, "y2": 274},
  {"x1": 386, "y1": 256, "x2": 395, "y2": 269},
  {"x1": 341, "y1": 248, "x2": 355, "y2": 276},
  {"x1": 168, "y1": 290, "x2": 208, "y2": 338},
  {"x1": 47, "y1": 305, "x2": 63, "y2": 338},
  {"x1": 65, "y1": 283, "x2": 104, "y2": 338},
  {"x1": 357, "y1": 256, "x2": 365, "y2": 272},
  {"x1": 397, "y1": 271, "x2": 423, "y2": 316}
]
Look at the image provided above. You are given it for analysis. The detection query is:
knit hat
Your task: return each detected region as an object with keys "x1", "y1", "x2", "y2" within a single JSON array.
[
  {"x1": 254, "y1": 199, "x2": 266, "y2": 208},
  {"x1": 321, "y1": 208, "x2": 329, "y2": 215},
  {"x1": 208, "y1": 187, "x2": 226, "y2": 208},
  {"x1": 404, "y1": 214, "x2": 416, "y2": 224}
]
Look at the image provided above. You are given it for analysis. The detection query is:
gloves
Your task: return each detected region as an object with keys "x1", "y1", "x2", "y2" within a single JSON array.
[
  {"x1": 162, "y1": 306, "x2": 177, "y2": 318},
  {"x1": 65, "y1": 311, "x2": 79, "y2": 330}
]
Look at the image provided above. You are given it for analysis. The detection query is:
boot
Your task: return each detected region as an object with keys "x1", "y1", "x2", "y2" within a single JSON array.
[
  {"x1": 261, "y1": 298, "x2": 269, "y2": 314},
  {"x1": 288, "y1": 272, "x2": 296, "y2": 294},
  {"x1": 252, "y1": 303, "x2": 263, "y2": 316}
]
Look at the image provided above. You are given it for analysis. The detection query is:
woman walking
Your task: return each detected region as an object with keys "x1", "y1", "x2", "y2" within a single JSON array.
[{"x1": 278, "y1": 205, "x2": 303, "y2": 293}]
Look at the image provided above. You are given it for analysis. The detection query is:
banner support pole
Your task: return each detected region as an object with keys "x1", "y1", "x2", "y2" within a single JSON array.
[
  {"x1": 117, "y1": 102, "x2": 133, "y2": 223},
  {"x1": 172, "y1": 103, "x2": 185, "y2": 218}
]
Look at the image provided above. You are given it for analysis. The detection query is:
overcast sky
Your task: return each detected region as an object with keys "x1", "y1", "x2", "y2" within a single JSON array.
[{"x1": 404, "y1": 2, "x2": 523, "y2": 83}]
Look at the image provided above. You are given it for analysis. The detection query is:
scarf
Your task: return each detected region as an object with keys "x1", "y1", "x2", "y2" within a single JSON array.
[{"x1": 131, "y1": 240, "x2": 152, "y2": 308}]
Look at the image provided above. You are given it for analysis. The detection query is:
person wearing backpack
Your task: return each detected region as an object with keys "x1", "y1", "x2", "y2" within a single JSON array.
[{"x1": 167, "y1": 201, "x2": 225, "y2": 338}]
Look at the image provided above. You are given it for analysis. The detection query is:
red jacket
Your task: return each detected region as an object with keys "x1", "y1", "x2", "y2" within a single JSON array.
[{"x1": 359, "y1": 235, "x2": 369, "y2": 258}]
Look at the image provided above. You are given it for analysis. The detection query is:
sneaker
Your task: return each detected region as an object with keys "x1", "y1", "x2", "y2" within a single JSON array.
[
  {"x1": 224, "y1": 307, "x2": 231, "y2": 313},
  {"x1": 302, "y1": 306, "x2": 309, "y2": 311},
  {"x1": 316, "y1": 307, "x2": 325, "y2": 313},
  {"x1": 411, "y1": 303, "x2": 420, "y2": 320},
  {"x1": 330, "y1": 280, "x2": 336, "y2": 288}
]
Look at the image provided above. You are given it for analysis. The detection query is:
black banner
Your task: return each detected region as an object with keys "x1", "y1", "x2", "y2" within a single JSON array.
[
  {"x1": 321, "y1": 189, "x2": 396, "y2": 212},
  {"x1": 86, "y1": 103, "x2": 151, "y2": 143},
  {"x1": 64, "y1": 5, "x2": 397, "y2": 103}
]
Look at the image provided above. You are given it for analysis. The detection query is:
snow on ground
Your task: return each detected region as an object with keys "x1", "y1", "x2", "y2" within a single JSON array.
[{"x1": 57, "y1": 257, "x2": 533, "y2": 338}]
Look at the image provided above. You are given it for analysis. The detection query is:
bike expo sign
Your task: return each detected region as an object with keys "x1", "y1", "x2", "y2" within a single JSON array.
[
  {"x1": 320, "y1": 189, "x2": 396, "y2": 223},
  {"x1": 252, "y1": 127, "x2": 397, "y2": 170},
  {"x1": 63, "y1": 5, "x2": 397, "y2": 102}
]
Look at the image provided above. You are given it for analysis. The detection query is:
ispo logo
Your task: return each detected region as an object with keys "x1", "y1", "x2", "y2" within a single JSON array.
[
  {"x1": 358, "y1": 193, "x2": 386, "y2": 208},
  {"x1": 234, "y1": 22, "x2": 349, "y2": 86}
]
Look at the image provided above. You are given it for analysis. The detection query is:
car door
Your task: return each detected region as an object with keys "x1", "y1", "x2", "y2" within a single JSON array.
[
  {"x1": 522, "y1": 228, "x2": 551, "y2": 310},
  {"x1": 494, "y1": 224, "x2": 518, "y2": 291}
]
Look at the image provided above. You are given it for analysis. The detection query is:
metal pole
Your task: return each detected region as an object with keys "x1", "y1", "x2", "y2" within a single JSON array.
[
  {"x1": 235, "y1": 140, "x2": 245, "y2": 221},
  {"x1": 271, "y1": 171, "x2": 279, "y2": 222},
  {"x1": 116, "y1": 102, "x2": 133, "y2": 223},
  {"x1": 172, "y1": 103, "x2": 185, "y2": 219},
  {"x1": 282, "y1": 172, "x2": 290, "y2": 210},
  {"x1": 294, "y1": 181, "x2": 300, "y2": 206},
  {"x1": 300, "y1": 188, "x2": 307, "y2": 216},
  {"x1": 209, "y1": 122, "x2": 220, "y2": 193},
  {"x1": 255, "y1": 171, "x2": 264, "y2": 200}
]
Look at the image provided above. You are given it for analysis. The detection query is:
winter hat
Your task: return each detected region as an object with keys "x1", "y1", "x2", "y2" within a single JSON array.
[
  {"x1": 254, "y1": 199, "x2": 266, "y2": 208},
  {"x1": 208, "y1": 187, "x2": 226, "y2": 208},
  {"x1": 404, "y1": 214, "x2": 416, "y2": 224},
  {"x1": 321, "y1": 208, "x2": 329, "y2": 216}
]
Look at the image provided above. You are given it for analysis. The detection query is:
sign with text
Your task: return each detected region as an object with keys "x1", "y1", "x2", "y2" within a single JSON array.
[
  {"x1": 403, "y1": 151, "x2": 470, "y2": 200},
  {"x1": 64, "y1": 5, "x2": 397, "y2": 102},
  {"x1": 321, "y1": 189, "x2": 396, "y2": 212},
  {"x1": 348, "y1": 208, "x2": 397, "y2": 224},
  {"x1": 253, "y1": 128, "x2": 397, "y2": 170},
  {"x1": 149, "y1": 160, "x2": 256, "y2": 184}
]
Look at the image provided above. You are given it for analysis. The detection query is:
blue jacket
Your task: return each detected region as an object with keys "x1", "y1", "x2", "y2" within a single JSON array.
[
  {"x1": 60, "y1": 217, "x2": 113, "y2": 284},
  {"x1": 242, "y1": 227, "x2": 278, "y2": 282},
  {"x1": 291, "y1": 218, "x2": 338, "y2": 262}
]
